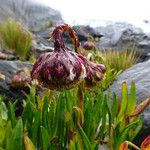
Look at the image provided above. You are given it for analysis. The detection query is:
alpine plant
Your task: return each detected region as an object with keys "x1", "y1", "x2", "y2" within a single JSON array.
[{"x1": 31, "y1": 24, "x2": 106, "y2": 90}]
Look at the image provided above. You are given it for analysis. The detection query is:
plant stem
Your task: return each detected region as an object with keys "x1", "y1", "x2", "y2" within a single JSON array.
[
  {"x1": 128, "y1": 141, "x2": 141, "y2": 150},
  {"x1": 77, "y1": 85, "x2": 83, "y2": 111}
]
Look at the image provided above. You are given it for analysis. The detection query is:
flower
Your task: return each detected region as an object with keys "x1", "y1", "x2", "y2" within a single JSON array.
[
  {"x1": 11, "y1": 69, "x2": 31, "y2": 88},
  {"x1": 31, "y1": 24, "x2": 106, "y2": 90},
  {"x1": 31, "y1": 24, "x2": 86, "y2": 90},
  {"x1": 83, "y1": 41, "x2": 95, "y2": 50},
  {"x1": 78, "y1": 54, "x2": 106, "y2": 87}
]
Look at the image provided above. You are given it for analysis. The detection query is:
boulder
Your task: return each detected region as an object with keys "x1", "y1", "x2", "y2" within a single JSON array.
[
  {"x1": 32, "y1": 34, "x2": 54, "y2": 57},
  {"x1": 0, "y1": 0, "x2": 63, "y2": 31},
  {"x1": 96, "y1": 22, "x2": 150, "y2": 61},
  {"x1": 72, "y1": 25, "x2": 103, "y2": 42},
  {"x1": 108, "y1": 60, "x2": 150, "y2": 145},
  {"x1": 0, "y1": 60, "x2": 32, "y2": 114}
]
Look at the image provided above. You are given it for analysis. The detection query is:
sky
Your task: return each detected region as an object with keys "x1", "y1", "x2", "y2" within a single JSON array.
[{"x1": 34, "y1": 0, "x2": 150, "y2": 32}]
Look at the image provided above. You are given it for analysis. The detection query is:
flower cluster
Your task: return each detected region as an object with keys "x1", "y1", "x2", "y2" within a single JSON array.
[{"x1": 31, "y1": 24, "x2": 106, "y2": 90}]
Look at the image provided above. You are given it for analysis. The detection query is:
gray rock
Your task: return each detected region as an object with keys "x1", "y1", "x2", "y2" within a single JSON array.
[
  {"x1": 72, "y1": 25, "x2": 103, "y2": 42},
  {"x1": 108, "y1": 60, "x2": 150, "y2": 144},
  {"x1": 96, "y1": 22, "x2": 143, "y2": 48},
  {"x1": 0, "y1": 0, "x2": 63, "y2": 31},
  {"x1": 0, "y1": 60, "x2": 32, "y2": 101},
  {"x1": 96, "y1": 22, "x2": 150, "y2": 61}
]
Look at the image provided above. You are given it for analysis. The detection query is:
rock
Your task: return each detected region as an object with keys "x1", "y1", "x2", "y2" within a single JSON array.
[
  {"x1": 0, "y1": 0, "x2": 63, "y2": 31},
  {"x1": 96, "y1": 22, "x2": 150, "y2": 61},
  {"x1": 0, "y1": 60, "x2": 32, "y2": 114},
  {"x1": 108, "y1": 60, "x2": 150, "y2": 145},
  {"x1": 32, "y1": 34, "x2": 54, "y2": 57},
  {"x1": 35, "y1": 27, "x2": 54, "y2": 39},
  {"x1": 0, "y1": 52, "x2": 16, "y2": 60},
  {"x1": 72, "y1": 25, "x2": 103, "y2": 42}
]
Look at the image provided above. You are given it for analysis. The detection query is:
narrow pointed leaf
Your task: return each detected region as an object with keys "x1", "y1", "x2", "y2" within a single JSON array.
[
  {"x1": 127, "y1": 82, "x2": 136, "y2": 115},
  {"x1": 41, "y1": 126, "x2": 50, "y2": 150},
  {"x1": 131, "y1": 97, "x2": 150, "y2": 117},
  {"x1": 117, "y1": 82, "x2": 128, "y2": 124},
  {"x1": 24, "y1": 132, "x2": 36, "y2": 150},
  {"x1": 78, "y1": 123, "x2": 91, "y2": 150}
]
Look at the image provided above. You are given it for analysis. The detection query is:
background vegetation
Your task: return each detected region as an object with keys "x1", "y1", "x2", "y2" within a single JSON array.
[{"x1": 0, "y1": 19, "x2": 32, "y2": 60}]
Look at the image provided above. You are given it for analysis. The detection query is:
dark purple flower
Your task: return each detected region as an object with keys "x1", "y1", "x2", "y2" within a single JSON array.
[
  {"x1": 78, "y1": 55, "x2": 106, "y2": 87},
  {"x1": 31, "y1": 24, "x2": 106, "y2": 90},
  {"x1": 31, "y1": 24, "x2": 86, "y2": 90}
]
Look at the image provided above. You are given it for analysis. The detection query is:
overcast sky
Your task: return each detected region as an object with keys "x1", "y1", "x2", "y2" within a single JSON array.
[{"x1": 34, "y1": 0, "x2": 150, "y2": 32}]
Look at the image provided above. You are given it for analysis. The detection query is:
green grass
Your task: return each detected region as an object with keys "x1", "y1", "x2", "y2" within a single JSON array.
[
  {"x1": 101, "y1": 49, "x2": 138, "y2": 72},
  {"x1": 0, "y1": 19, "x2": 32, "y2": 60},
  {"x1": 101, "y1": 49, "x2": 139, "y2": 89}
]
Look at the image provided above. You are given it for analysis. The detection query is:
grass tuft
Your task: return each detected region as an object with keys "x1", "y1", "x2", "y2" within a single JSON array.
[{"x1": 0, "y1": 19, "x2": 32, "y2": 60}]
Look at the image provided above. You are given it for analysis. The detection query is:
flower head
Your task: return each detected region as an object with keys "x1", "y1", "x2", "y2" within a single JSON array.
[
  {"x1": 31, "y1": 24, "x2": 106, "y2": 90},
  {"x1": 31, "y1": 24, "x2": 86, "y2": 90},
  {"x1": 78, "y1": 54, "x2": 106, "y2": 87}
]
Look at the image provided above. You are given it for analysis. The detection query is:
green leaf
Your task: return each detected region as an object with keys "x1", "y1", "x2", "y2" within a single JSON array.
[
  {"x1": 106, "y1": 98, "x2": 112, "y2": 137},
  {"x1": 0, "y1": 125, "x2": 5, "y2": 147},
  {"x1": 24, "y1": 133, "x2": 36, "y2": 150},
  {"x1": 55, "y1": 94, "x2": 66, "y2": 148},
  {"x1": 41, "y1": 126, "x2": 50, "y2": 150},
  {"x1": 127, "y1": 82, "x2": 136, "y2": 115},
  {"x1": 7, "y1": 102, "x2": 17, "y2": 128},
  {"x1": 78, "y1": 123, "x2": 91, "y2": 150},
  {"x1": 5, "y1": 121, "x2": 12, "y2": 150},
  {"x1": 96, "y1": 95, "x2": 107, "y2": 140},
  {"x1": 129, "y1": 116, "x2": 143, "y2": 141},
  {"x1": 111, "y1": 93, "x2": 119, "y2": 122},
  {"x1": 0, "y1": 100, "x2": 8, "y2": 120},
  {"x1": 114, "y1": 120, "x2": 139, "y2": 150},
  {"x1": 31, "y1": 110, "x2": 40, "y2": 146},
  {"x1": 116, "y1": 82, "x2": 128, "y2": 124},
  {"x1": 6, "y1": 119, "x2": 23, "y2": 150}
]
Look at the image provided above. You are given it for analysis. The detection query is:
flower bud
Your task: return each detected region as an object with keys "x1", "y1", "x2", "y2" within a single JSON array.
[
  {"x1": 83, "y1": 41, "x2": 95, "y2": 50},
  {"x1": 11, "y1": 73, "x2": 30, "y2": 88}
]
